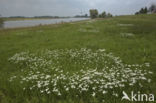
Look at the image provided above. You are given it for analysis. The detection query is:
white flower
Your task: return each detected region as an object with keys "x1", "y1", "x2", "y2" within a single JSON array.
[
  {"x1": 102, "y1": 91, "x2": 107, "y2": 94},
  {"x1": 148, "y1": 79, "x2": 151, "y2": 83},
  {"x1": 40, "y1": 90, "x2": 44, "y2": 93},
  {"x1": 92, "y1": 87, "x2": 96, "y2": 90},
  {"x1": 8, "y1": 48, "x2": 152, "y2": 98},
  {"x1": 65, "y1": 88, "x2": 69, "y2": 91},
  {"x1": 145, "y1": 63, "x2": 150, "y2": 67},
  {"x1": 71, "y1": 85, "x2": 76, "y2": 89},
  {"x1": 45, "y1": 88, "x2": 49, "y2": 92},
  {"x1": 99, "y1": 49, "x2": 105, "y2": 52},
  {"x1": 58, "y1": 92, "x2": 61, "y2": 96},
  {"x1": 92, "y1": 92, "x2": 96, "y2": 97},
  {"x1": 47, "y1": 91, "x2": 51, "y2": 94},
  {"x1": 149, "y1": 71, "x2": 153, "y2": 74}
]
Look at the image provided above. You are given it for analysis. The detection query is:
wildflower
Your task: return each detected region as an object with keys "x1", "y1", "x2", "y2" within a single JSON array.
[
  {"x1": 47, "y1": 91, "x2": 51, "y2": 94},
  {"x1": 8, "y1": 48, "x2": 152, "y2": 98},
  {"x1": 40, "y1": 90, "x2": 44, "y2": 93},
  {"x1": 145, "y1": 63, "x2": 150, "y2": 67},
  {"x1": 92, "y1": 92, "x2": 96, "y2": 97},
  {"x1": 65, "y1": 88, "x2": 69, "y2": 91},
  {"x1": 148, "y1": 79, "x2": 151, "y2": 83},
  {"x1": 58, "y1": 92, "x2": 61, "y2": 96},
  {"x1": 102, "y1": 91, "x2": 107, "y2": 94}
]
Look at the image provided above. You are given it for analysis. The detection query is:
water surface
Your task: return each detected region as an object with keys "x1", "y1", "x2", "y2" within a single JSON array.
[{"x1": 2, "y1": 18, "x2": 89, "y2": 28}]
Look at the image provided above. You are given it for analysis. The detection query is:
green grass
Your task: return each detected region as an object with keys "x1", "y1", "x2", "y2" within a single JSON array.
[{"x1": 0, "y1": 14, "x2": 156, "y2": 103}]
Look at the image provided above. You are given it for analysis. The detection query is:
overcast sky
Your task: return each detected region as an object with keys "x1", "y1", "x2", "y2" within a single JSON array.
[{"x1": 0, "y1": 0, "x2": 156, "y2": 17}]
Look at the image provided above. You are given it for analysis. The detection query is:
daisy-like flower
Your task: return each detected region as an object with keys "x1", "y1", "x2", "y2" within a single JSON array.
[{"x1": 92, "y1": 92, "x2": 96, "y2": 97}]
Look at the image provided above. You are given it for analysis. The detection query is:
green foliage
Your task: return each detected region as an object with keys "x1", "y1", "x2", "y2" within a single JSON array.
[
  {"x1": 99, "y1": 11, "x2": 106, "y2": 18},
  {"x1": 0, "y1": 18, "x2": 4, "y2": 28},
  {"x1": 89, "y1": 9, "x2": 98, "y2": 19},
  {"x1": 0, "y1": 18, "x2": 3, "y2": 23},
  {"x1": 89, "y1": 9, "x2": 113, "y2": 18},
  {"x1": 136, "y1": 4, "x2": 156, "y2": 15},
  {"x1": 135, "y1": 7, "x2": 148, "y2": 15},
  {"x1": 99, "y1": 11, "x2": 113, "y2": 18},
  {"x1": 149, "y1": 4, "x2": 156, "y2": 13},
  {"x1": 106, "y1": 13, "x2": 113, "y2": 17}
]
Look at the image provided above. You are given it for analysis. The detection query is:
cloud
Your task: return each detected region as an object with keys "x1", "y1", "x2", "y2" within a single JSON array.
[{"x1": 0, "y1": 0, "x2": 156, "y2": 16}]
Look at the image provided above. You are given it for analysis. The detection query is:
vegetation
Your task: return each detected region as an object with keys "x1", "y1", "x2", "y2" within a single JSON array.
[
  {"x1": 90, "y1": 9, "x2": 112, "y2": 19},
  {"x1": 135, "y1": 7, "x2": 148, "y2": 15},
  {"x1": 149, "y1": 4, "x2": 156, "y2": 13},
  {"x1": 0, "y1": 14, "x2": 156, "y2": 103},
  {"x1": 74, "y1": 14, "x2": 88, "y2": 18},
  {"x1": 0, "y1": 18, "x2": 3, "y2": 23},
  {"x1": 99, "y1": 12, "x2": 113, "y2": 18},
  {"x1": 89, "y1": 9, "x2": 99, "y2": 19},
  {"x1": 99, "y1": 11, "x2": 106, "y2": 18},
  {"x1": 0, "y1": 18, "x2": 4, "y2": 27},
  {"x1": 135, "y1": 4, "x2": 156, "y2": 15}
]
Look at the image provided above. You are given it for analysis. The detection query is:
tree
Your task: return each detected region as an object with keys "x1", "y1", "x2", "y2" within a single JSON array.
[
  {"x1": 0, "y1": 14, "x2": 4, "y2": 28},
  {"x1": 149, "y1": 4, "x2": 156, "y2": 13},
  {"x1": 89, "y1": 9, "x2": 98, "y2": 19},
  {"x1": 100, "y1": 11, "x2": 106, "y2": 18},
  {"x1": 107, "y1": 13, "x2": 113, "y2": 17},
  {"x1": 99, "y1": 11, "x2": 112, "y2": 18},
  {"x1": 135, "y1": 7, "x2": 148, "y2": 15},
  {"x1": 140, "y1": 7, "x2": 148, "y2": 14},
  {"x1": 135, "y1": 12, "x2": 139, "y2": 15},
  {"x1": 84, "y1": 14, "x2": 88, "y2": 17},
  {"x1": 144, "y1": 7, "x2": 148, "y2": 13}
]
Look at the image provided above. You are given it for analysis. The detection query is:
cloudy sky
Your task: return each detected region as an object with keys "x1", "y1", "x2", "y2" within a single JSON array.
[{"x1": 0, "y1": 0, "x2": 156, "y2": 17}]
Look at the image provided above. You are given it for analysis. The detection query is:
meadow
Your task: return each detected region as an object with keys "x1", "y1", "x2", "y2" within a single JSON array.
[{"x1": 0, "y1": 14, "x2": 156, "y2": 103}]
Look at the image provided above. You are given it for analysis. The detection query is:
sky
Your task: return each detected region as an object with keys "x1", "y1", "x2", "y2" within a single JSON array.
[{"x1": 0, "y1": 0, "x2": 156, "y2": 17}]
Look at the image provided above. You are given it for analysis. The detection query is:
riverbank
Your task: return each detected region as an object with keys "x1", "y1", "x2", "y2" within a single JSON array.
[{"x1": 0, "y1": 14, "x2": 156, "y2": 103}]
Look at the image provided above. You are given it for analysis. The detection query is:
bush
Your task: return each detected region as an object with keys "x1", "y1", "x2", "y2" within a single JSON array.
[
  {"x1": 135, "y1": 7, "x2": 148, "y2": 15},
  {"x1": 89, "y1": 9, "x2": 98, "y2": 19},
  {"x1": 149, "y1": 4, "x2": 156, "y2": 13},
  {"x1": 99, "y1": 12, "x2": 113, "y2": 18},
  {"x1": 0, "y1": 18, "x2": 4, "y2": 28}
]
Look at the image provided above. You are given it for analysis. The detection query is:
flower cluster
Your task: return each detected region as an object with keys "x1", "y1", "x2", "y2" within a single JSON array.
[
  {"x1": 8, "y1": 48, "x2": 152, "y2": 97},
  {"x1": 117, "y1": 24, "x2": 134, "y2": 27},
  {"x1": 121, "y1": 33, "x2": 135, "y2": 37},
  {"x1": 78, "y1": 24, "x2": 99, "y2": 33},
  {"x1": 78, "y1": 28, "x2": 99, "y2": 33}
]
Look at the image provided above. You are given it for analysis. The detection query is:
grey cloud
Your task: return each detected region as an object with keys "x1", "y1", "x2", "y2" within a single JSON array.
[{"x1": 0, "y1": 0, "x2": 156, "y2": 17}]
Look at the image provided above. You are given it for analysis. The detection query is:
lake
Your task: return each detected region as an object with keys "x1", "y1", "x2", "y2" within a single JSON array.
[{"x1": 1, "y1": 18, "x2": 89, "y2": 29}]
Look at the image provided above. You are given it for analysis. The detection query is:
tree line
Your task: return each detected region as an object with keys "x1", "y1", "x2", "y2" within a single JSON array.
[
  {"x1": 89, "y1": 9, "x2": 113, "y2": 19},
  {"x1": 135, "y1": 4, "x2": 156, "y2": 15},
  {"x1": 0, "y1": 14, "x2": 3, "y2": 26}
]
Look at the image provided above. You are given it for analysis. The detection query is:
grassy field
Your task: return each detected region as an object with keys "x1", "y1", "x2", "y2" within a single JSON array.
[{"x1": 0, "y1": 14, "x2": 156, "y2": 103}]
